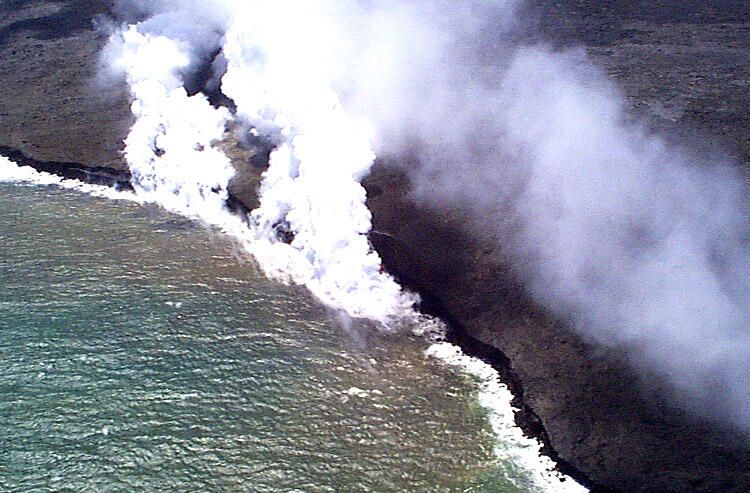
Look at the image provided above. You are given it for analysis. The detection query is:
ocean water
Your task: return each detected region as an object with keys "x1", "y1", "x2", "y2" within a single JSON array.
[{"x1": 0, "y1": 182, "x2": 561, "y2": 491}]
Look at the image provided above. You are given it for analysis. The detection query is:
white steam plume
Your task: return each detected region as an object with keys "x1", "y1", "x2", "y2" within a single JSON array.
[
  {"x1": 339, "y1": 4, "x2": 750, "y2": 431},
  {"x1": 111, "y1": 25, "x2": 234, "y2": 224},
  {"x1": 220, "y1": 3, "x2": 416, "y2": 323},
  {"x1": 106, "y1": 0, "x2": 749, "y2": 434},
  {"x1": 106, "y1": 1, "x2": 417, "y2": 325},
  {"x1": 103, "y1": 3, "x2": 591, "y2": 490}
]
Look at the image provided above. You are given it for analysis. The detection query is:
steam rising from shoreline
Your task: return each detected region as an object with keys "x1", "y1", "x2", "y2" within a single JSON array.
[
  {"x1": 107, "y1": 1, "x2": 417, "y2": 324},
  {"x1": 106, "y1": 0, "x2": 749, "y2": 432}
]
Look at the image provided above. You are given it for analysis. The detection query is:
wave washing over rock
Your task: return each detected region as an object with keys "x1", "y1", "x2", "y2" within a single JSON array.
[{"x1": 0, "y1": 155, "x2": 133, "y2": 200}]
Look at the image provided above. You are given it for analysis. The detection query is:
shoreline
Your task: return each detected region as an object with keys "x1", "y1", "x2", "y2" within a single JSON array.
[
  {"x1": 0, "y1": 146, "x2": 132, "y2": 191},
  {"x1": 373, "y1": 227, "x2": 609, "y2": 492},
  {"x1": 361, "y1": 161, "x2": 750, "y2": 492},
  {"x1": 1, "y1": 147, "x2": 605, "y2": 491}
]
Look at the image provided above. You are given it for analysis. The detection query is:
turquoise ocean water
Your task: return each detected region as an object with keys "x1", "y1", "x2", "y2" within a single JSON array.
[{"x1": 0, "y1": 182, "x2": 547, "y2": 491}]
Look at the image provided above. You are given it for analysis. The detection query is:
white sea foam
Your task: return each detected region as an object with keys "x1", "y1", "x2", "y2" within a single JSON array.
[
  {"x1": 426, "y1": 341, "x2": 588, "y2": 492},
  {"x1": 0, "y1": 155, "x2": 135, "y2": 201}
]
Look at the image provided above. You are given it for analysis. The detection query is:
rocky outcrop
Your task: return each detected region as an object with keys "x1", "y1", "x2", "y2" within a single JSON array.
[
  {"x1": 363, "y1": 163, "x2": 750, "y2": 492},
  {"x1": 1, "y1": 2, "x2": 748, "y2": 492},
  {"x1": 0, "y1": 0, "x2": 132, "y2": 169}
]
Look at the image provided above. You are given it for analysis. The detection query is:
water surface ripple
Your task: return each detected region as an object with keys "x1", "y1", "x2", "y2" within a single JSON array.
[{"x1": 0, "y1": 184, "x2": 540, "y2": 491}]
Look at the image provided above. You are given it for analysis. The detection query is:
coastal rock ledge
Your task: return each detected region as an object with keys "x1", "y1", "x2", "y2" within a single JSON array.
[{"x1": 1, "y1": 2, "x2": 748, "y2": 492}]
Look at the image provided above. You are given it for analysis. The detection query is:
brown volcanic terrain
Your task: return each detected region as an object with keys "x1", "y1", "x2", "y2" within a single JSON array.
[
  {"x1": 0, "y1": 1, "x2": 748, "y2": 491},
  {"x1": 0, "y1": 0, "x2": 131, "y2": 169},
  {"x1": 523, "y1": 0, "x2": 750, "y2": 169}
]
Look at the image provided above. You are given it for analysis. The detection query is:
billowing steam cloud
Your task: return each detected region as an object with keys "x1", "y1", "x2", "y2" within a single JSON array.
[
  {"x1": 106, "y1": 0, "x2": 749, "y2": 432},
  {"x1": 345, "y1": 6, "x2": 750, "y2": 431},
  {"x1": 107, "y1": 0, "x2": 418, "y2": 325}
]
